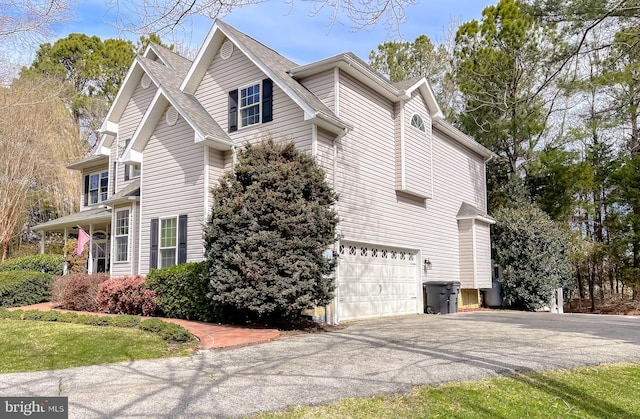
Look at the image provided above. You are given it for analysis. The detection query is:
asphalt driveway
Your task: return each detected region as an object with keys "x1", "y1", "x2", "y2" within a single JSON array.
[{"x1": 2, "y1": 311, "x2": 639, "y2": 418}]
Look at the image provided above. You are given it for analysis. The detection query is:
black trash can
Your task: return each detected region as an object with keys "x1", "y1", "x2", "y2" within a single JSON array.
[
  {"x1": 423, "y1": 281, "x2": 451, "y2": 314},
  {"x1": 448, "y1": 281, "x2": 461, "y2": 314}
]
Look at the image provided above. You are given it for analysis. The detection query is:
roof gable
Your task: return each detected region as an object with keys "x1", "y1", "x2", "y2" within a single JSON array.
[{"x1": 181, "y1": 20, "x2": 348, "y2": 134}]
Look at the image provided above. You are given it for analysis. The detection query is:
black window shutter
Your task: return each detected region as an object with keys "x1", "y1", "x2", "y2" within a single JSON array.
[
  {"x1": 228, "y1": 90, "x2": 238, "y2": 133},
  {"x1": 124, "y1": 164, "x2": 130, "y2": 181},
  {"x1": 150, "y1": 218, "x2": 159, "y2": 269},
  {"x1": 84, "y1": 175, "x2": 90, "y2": 207},
  {"x1": 262, "y1": 78, "x2": 273, "y2": 123},
  {"x1": 178, "y1": 214, "x2": 188, "y2": 264}
]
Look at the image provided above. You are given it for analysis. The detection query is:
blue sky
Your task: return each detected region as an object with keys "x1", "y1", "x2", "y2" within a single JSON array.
[{"x1": 50, "y1": 0, "x2": 496, "y2": 65}]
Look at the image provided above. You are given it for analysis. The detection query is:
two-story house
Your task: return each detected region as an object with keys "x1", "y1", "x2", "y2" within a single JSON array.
[{"x1": 34, "y1": 20, "x2": 495, "y2": 323}]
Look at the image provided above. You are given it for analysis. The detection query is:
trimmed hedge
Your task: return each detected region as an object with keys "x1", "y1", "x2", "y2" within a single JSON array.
[
  {"x1": 0, "y1": 271, "x2": 52, "y2": 307},
  {"x1": 51, "y1": 273, "x2": 109, "y2": 312},
  {"x1": 146, "y1": 262, "x2": 216, "y2": 321},
  {"x1": 0, "y1": 254, "x2": 64, "y2": 275},
  {"x1": 0, "y1": 308, "x2": 193, "y2": 343}
]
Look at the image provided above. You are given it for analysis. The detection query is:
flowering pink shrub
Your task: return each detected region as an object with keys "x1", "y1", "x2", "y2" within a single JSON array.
[{"x1": 96, "y1": 275, "x2": 157, "y2": 316}]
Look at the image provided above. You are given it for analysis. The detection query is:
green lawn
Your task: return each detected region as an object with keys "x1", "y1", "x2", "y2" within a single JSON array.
[
  {"x1": 255, "y1": 363, "x2": 640, "y2": 418},
  {"x1": 0, "y1": 319, "x2": 197, "y2": 373}
]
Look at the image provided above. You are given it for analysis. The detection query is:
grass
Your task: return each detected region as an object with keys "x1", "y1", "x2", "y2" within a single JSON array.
[
  {"x1": 0, "y1": 318, "x2": 197, "y2": 373},
  {"x1": 254, "y1": 363, "x2": 640, "y2": 419}
]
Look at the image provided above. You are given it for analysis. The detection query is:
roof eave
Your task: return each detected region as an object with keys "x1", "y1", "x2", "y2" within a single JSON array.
[
  {"x1": 66, "y1": 155, "x2": 109, "y2": 170},
  {"x1": 433, "y1": 119, "x2": 497, "y2": 161}
]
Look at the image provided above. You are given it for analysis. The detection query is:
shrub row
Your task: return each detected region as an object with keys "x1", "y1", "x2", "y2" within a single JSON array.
[
  {"x1": 0, "y1": 271, "x2": 52, "y2": 307},
  {"x1": 0, "y1": 254, "x2": 65, "y2": 275},
  {"x1": 0, "y1": 308, "x2": 193, "y2": 343},
  {"x1": 49, "y1": 262, "x2": 215, "y2": 321}
]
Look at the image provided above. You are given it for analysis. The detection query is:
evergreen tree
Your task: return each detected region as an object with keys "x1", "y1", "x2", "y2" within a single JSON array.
[{"x1": 204, "y1": 139, "x2": 338, "y2": 323}]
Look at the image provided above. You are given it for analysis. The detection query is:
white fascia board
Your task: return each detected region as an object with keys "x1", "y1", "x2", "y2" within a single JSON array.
[
  {"x1": 122, "y1": 89, "x2": 165, "y2": 160},
  {"x1": 292, "y1": 54, "x2": 400, "y2": 102},
  {"x1": 180, "y1": 23, "x2": 225, "y2": 94},
  {"x1": 457, "y1": 214, "x2": 497, "y2": 225},
  {"x1": 96, "y1": 144, "x2": 111, "y2": 156},
  {"x1": 103, "y1": 60, "x2": 145, "y2": 129},
  {"x1": 195, "y1": 132, "x2": 234, "y2": 151},
  {"x1": 122, "y1": 148, "x2": 143, "y2": 164},
  {"x1": 99, "y1": 120, "x2": 118, "y2": 137},
  {"x1": 400, "y1": 79, "x2": 444, "y2": 120},
  {"x1": 433, "y1": 119, "x2": 496, "y2": 161}
]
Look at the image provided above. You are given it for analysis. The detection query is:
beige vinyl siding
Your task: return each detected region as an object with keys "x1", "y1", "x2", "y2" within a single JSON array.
[
  {"x1": 194, "y1": 38, "x2": 312, "y2": 151},
  {"x1": 315, "y1": 128, "x2": 335, "y2": 183},
  {"x1": 139, "y1": 107, "x2": 205, "y2": 274},
  {"x1": 335, "y1": 72, "x2": 428, "y2": 260},
  {"x1": 299, "y1": 70, "x2": 335, "y2": 112},
  {"x1": 458, "y1": 219, "x2": 474, "y2": 288},
  {"x1": 335, "y1": 71, "x2": 488, "y2": 286},
  {"x1": 207, "y1": 147, "x2": 230, "y2": 212},
  {"x1": 403, "y1": 91, "x2": 432, "y2": 198},
  {"x1": 110, "y1": 202, "x2": 139, "y2": 277},
  {"x1": 423, "y1": 128, "x2": 488, "y2": 283},
  {"x1": 112, "y1": 79, "x2": 157, "y2": 194},
  {"x1": 475, "y1": 221, "x2": 492, "y2": 288}
]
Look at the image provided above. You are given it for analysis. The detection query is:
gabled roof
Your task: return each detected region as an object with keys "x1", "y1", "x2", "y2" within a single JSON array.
[
  {"x1": 103, "y1": 179, "x2": 140, "y2": 205},
  {"x1": 181, "y1": 20, "x2": 350, "y2": 135},
  {"x1": 33, "y1": 207, "x2": 112, "y2": 231},
  {"x1": 457, "y1": 202, "x2": 496, "y2": 224},
  {"x1": 145, "y1": 43, "x2": 192, "y2": 78},
  {"x1": 66, "y1": 154, "x2": 108, "y2": 171},
  {"x1": 121, "y1": 56, "x2": 232, "y2": 163}
]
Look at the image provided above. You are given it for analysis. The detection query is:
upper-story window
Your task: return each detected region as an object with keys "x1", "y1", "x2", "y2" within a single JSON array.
[
  {"x1": 85, "y1": 171, "x2": 109, "y2": 206},
  {"x1": 125, "y1": 163, "x2": 141, "y2": 180},
  {"x1": 410, "y1": 114, "x2": 426, "y2": 132},
  {"x1": 228, "y1": 79, "x2": 273, "y2": 133},
  {"x1": 240, "y1": 83, "x2": 261, "y2": 127}
]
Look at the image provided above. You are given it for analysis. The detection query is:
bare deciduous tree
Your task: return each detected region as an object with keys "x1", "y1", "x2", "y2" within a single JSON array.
[
  {"x1": 0, "y1": 0, "x2": 74, "y2": 48},
  {"x1": 106, "y1": 0, "x2": 416, "y2": 37},
  {"x1": 0, "y1": 75, "x2": 86, "y2": 261}
]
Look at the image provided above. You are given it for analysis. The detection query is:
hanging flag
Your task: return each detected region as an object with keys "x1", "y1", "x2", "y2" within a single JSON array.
[{"x1": 77, "y1": 227, "x2": 91, "y2": 255}]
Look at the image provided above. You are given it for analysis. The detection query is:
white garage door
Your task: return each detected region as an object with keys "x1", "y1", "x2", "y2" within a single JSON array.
[{"x1": 337, "y1": 242, "x2": 418, "y2": 321}]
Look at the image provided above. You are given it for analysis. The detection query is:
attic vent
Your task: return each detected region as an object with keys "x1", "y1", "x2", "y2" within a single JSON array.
[
  {"x1": 141, "y1": 73, "x2": 151, "y2": 89},
  {"x1": 166, "y1": 106, "x2": 179, "y2": 126},
  {"x1": 220, "y1": 40, "x2": 234, "y2": 60}
]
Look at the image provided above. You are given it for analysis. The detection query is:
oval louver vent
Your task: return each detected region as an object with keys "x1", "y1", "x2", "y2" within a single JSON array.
[
  {"x1": 220, "y1": 40, "x2": 234, "y2": 60},
  {"x1": 141, "y1": 73, "x2": 151, "y2": 89},
  {"x1": 166, "y1": 106, "x2": 179, "y2": 126}
]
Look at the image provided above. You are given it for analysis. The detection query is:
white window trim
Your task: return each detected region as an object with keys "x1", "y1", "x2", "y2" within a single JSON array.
[
  {"x1": 410, "y1": 113, "x2": 426, "y2": 133},
  {"x1": 88, "y1": 170, "x2": 109, "y2": 205},
  {"x1": 159, "y1": 216, "x2": 179, "y2": 268},
  {"x1": 128, "y1": 163, "x2": 141, "y2": 179},
  {"x1": 238, "y1": 80, "x2": 262, "y2": 129},
  {"x1": 114, "y1": 208, "x2": 131, "y2": 263}
]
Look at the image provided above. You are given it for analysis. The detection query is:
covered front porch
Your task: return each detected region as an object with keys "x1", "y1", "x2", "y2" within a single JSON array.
[{"x1": 33, "y1": 207, "x2": 112, "y2": 274}]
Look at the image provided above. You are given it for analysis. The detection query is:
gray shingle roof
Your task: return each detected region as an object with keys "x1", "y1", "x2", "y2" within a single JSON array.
[
  {"x1": 103, "y1": 179, "x2": 140, "y2": 205},
  {"x1": 139, "y1": 56, "x2": 230, "y2": 142},
  {"x1": 33, "y1": 207, "x2": 112, "y2": 231},
  {"x1": 456, "y1": 202, "x2": 495, "y2": 222},
  {"x1": 216, "y1": 20, "x2": 341, "y2": 125},
  {"x1": 150, "y1": 43, "x2": 192, "y2": 78}
]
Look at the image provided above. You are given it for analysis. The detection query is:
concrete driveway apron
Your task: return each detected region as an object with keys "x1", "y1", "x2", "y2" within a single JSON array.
[{"x1": 2, "y1": 311, "x2": 639, "y2": 418}]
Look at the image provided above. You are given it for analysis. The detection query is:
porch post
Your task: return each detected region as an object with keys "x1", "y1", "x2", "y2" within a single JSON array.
[
  {"x1": 88, "y1": 224, "x2": 94, "y2": 274},
  {"x1": 40, "y1": 231, "x2": 45, "y2": 254},
  {"x1": 63, "y1": 228, "x2": 69, "y2": 275}
]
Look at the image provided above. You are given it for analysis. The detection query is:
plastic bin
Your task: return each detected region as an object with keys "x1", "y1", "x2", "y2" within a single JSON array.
[
  {"x1": 423, "y1": 281, "x2": 451, "y2": 314},
  {"x1": 448, "y1": 281, "x2": 461, "y2": 313}
]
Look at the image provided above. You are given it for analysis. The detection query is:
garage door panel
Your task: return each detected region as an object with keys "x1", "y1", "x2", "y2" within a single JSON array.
[{"x1": 338, "y1": 242, "x2": 418, "y2": 321}]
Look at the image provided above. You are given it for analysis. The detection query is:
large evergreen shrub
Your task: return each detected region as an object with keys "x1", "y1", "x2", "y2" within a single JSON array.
[
  {"x1": 493, "y1": 203, "x2": 573, "y2": 311},
  {"x1": 0, "y1": 271, "x2": 52, "y2": 307},
  {"x1": 204, "y1": 139, "x2": 339, "y2": 322},
  {"x1": 0, "y1": 254, "x2": 64, "y2": 275}
]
